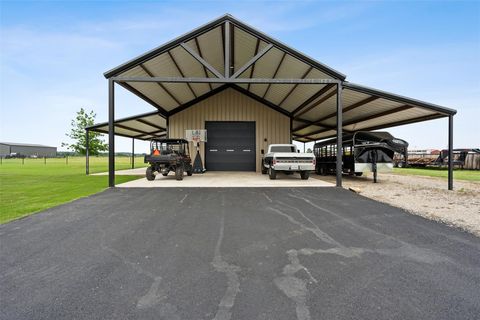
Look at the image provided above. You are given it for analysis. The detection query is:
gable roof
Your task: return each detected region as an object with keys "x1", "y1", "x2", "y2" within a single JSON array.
[
  {"x1": 100, "y1": 14, "x2": 456, "y2": 142},
  {"x1": 104, "y1": 14, "x2": 346, "y2": 80}
]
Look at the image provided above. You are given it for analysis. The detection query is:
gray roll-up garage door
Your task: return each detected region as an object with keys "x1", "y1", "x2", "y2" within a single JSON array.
[{"x1": 205, "y1": 121, "x2": 256, "y2": 171}]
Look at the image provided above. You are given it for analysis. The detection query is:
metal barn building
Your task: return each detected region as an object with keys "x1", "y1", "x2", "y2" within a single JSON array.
[
  {"x1": 0, "y1": 142, "x2": 57, "y2": 157},
  {"x1": 87, "y1": 14, "x2": 456, "y2": 189}
]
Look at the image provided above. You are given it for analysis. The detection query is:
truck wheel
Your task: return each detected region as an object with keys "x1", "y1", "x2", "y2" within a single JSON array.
[
  {"x1": 175, "y1": 166, "x2": 184, "y2": 181},
  {"x1": 300, "y1": 171, "x2": 309, "y2": 180},
  {"x1": 268, "y1": 167, "x2": 277, "y2": 180},
  {"x1": 146, "y1": 167, "x2": 155, "y2": 181},
  {"x1": 261, "y1": 160, "x2": 268, "y2": 174}
]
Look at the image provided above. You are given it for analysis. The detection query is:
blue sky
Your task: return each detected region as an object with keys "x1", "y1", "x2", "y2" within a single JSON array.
[{"x1": 1, "y1": 0, "x2": 479, "y2": 152}]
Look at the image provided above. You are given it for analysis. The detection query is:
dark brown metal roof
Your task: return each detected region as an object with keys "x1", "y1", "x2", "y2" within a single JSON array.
[
  {"x1": 100, "y1": 14, "x2": 456, "y2": 142},
  {"x1": 86, "y1": 111, "x2": 166, "y2": 140}
]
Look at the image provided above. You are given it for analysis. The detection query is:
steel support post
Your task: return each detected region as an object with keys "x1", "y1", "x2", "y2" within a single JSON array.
[
  {"x1": 131, "y1": 138, "x2": 135, "y2": 169},
  {"x1": 86, "y1": 129, "x2": 90, "y2": 175},
  {"x1": 166, "y1": 116, "x2": 169, "y2": 138},
  {"x1": 224, "y1": 21, "x2": 231, "y2": 78},
  {"x1": 108, "y1": 79, "x2": 115, "y2": 187},
  {"x1": 448, "y1": 115, "x2": 454, "y2": 190},
  {"x1": 290, "y1": 117, "x2": 293, "y2": 143},
  {"x1": 336, "y1": 83, "x2": 343, "y2": 187}
]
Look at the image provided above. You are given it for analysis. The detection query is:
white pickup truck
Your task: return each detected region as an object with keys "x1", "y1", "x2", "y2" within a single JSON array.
[{"x1": 261, "y1": 144, "x2": 315, "y2": 180}]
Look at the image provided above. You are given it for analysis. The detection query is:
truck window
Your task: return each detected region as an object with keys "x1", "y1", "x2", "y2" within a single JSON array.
[{"x1": 270, "y1": 146, "x2": 295, "y2": 153}]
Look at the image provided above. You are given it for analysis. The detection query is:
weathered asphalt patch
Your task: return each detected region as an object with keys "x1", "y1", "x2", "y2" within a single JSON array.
[{"x1": 1, "y1": 187, "x2": 479, "y2": 320}]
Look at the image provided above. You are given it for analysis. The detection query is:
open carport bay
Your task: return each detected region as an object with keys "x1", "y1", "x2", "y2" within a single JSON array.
[{"x1": 1, "y1": 187, "x2": 479, "y2": 320}]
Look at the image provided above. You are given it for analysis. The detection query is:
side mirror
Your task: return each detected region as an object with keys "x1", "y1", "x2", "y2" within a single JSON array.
[{"x1": 261, "y1": 149, "x2": 264, "y2": 154}]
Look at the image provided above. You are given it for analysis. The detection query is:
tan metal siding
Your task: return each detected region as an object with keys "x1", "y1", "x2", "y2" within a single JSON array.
[{"x1": 169, "y1": 88, "x2": 290, "y2": 171}]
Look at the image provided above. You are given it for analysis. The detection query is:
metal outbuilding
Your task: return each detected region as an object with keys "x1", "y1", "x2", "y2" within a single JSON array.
[
  {"x1": 0, "y1": 142, "x2": 57, "y2": 157},
  {"x1": 89, "y1": 14, "x2": 456, "y2": 189}
]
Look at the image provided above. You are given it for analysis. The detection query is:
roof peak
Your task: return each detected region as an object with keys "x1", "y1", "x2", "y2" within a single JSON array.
[{"x1": 104, "y1": 14, "x2": 346, "y2": 80}]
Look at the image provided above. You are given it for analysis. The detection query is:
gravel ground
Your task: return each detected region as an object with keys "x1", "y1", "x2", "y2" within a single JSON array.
[{"x1": 320, "y1": 173, "x2": 480, "y2": 236}]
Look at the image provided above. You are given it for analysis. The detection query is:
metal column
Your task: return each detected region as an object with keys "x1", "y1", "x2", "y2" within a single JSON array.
[
  {"x1": 336, "y1": 82, "x2": 343, "y2": 187},
  {"x1": 224, "y1": 21, "x2": 231, "y2": 78},
  {"x1": 85, "y1": 129, "x2": 89, "y2": 175},
  {"x1": 448, "y1": 115, "x2": 454, "y2": 190},
  {"x1": 166, "y1": 117, "x2": 169, "y2": 138},
  {"x1": 290, "y1": 117, "x2": 293, "y2": 143},
  {"x1": 108, "y1": 79, "x2": 115, "y2": 187},
  {"x1": 131, "y1": 138, "x2": 135, "y2": 169}
]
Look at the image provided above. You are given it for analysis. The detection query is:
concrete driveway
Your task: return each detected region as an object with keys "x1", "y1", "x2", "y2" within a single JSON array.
[
  {"x1": 114, "y1": 171, "x2": 333, "y2": 188},
  {"x1": 1, "y1": 188, "x2": 479, "y2": 320}
]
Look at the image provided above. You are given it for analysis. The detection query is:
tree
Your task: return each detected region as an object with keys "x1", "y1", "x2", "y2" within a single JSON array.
[{"x1": 62, "y1": 108, "x2": 108, "y2": 155}]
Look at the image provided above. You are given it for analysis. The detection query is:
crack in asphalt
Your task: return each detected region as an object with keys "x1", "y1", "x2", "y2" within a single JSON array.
[
  {"x1": 99, "y1": 228, "x2": 179, "y2": 318},
  {"x1": 262, "y1": 192, "x2": 273, "y2": 203},
  {"x1": 268, "y1": 205, "x2": 365, "y2": 320},
  {"x1": 268, "y1": 189, "x2": 452, "y2": 320},
  {"x1": 212, "y1": 194, "x2": 241, "y2": 320},
  {"x1": 179, "y1": 193, "x2": 189, "y2": 204}
]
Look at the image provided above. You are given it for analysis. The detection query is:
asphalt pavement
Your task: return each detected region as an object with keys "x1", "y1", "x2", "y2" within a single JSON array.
[{"x1": 1, "y1": 187, "x2": 479, "y2": 320}]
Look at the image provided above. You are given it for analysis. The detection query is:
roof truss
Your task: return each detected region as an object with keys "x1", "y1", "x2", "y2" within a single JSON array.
[{"x1": 102, "y1": 14, "x2": 455, "y2": 142}]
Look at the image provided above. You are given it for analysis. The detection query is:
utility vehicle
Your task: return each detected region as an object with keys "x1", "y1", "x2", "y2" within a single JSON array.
[{"x1": 144, "y1": 138, "x2": 193, "y2": 181}]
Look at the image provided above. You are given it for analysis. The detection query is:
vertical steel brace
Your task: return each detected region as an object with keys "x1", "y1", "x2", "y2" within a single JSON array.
[
  {"x1": 86, "y1": 129, "x2": 90, "y2": 175},
  {"x1": 448, "y1": 115, "x2": 454, "y2": 190},
  {"x1": 336, "y1": 83, "x2": 343, "y2": 187},
  {"x1": 108, "y1": 79, "x2": 115, "y2": 187}
]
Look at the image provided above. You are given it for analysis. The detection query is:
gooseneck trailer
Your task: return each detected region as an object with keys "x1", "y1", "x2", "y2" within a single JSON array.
[{"x1": 313, "y1": 131, "x2": 408, "y2": 182}]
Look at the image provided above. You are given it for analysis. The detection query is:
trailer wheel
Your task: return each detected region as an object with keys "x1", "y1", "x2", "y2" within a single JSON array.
[
  {"x1": 175, "y1": 166, "x2": 184, "y2": 181},
  {"x1": 320, "y1": 166, "x2": 327, "y2": 176},
  {"x1": 300, "y1": 171, "x2": 309, "y2": 180},
  {"x1": 146, "y1": 167, "x2": 155, "y2": 181},
  {"x1": 268, "y1": 167, "x2": 277, "y2": 180}
]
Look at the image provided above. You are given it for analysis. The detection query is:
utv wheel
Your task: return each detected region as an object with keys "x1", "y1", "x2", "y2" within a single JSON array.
[
  {"x1": 175, "y1": 166, "x2": 184, "y2": 181},
  {"x1": 300, "y1": 171, "x2": 310, "y2": 180},
  {"x1": 268, "y1": 167, "x2": 277, "y2": 180},
  {"x1": 146, "y1": 167, "x2": 155, "y2": 181}
]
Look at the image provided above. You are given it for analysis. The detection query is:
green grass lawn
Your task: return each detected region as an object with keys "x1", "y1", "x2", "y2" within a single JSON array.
[
  {"x1": 0, "y1": 156, "x2": 146, "y2": 224},
  {"x1": 392, "y1": 167, "x2": 480, "y2": 182}
]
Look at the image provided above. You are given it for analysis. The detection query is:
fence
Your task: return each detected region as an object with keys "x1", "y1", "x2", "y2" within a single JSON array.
[{"x1": 0, "y1": 156, "x2": 147, "y2": 171}]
